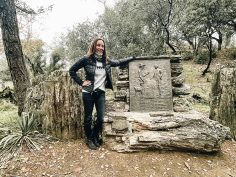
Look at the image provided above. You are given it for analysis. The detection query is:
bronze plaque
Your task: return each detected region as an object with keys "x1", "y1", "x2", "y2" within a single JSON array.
[{"x1": 129, "y1": 59, "x2": 173, "y2": 112}]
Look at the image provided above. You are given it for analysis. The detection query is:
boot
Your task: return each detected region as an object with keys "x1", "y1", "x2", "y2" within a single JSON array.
[
  {"x1": 93, "y1": 133, "x2": 102, "y2": 147},
  {"x1": 86, "y1": 139, "x2": 97, "y2": 150},
  {"x1": 84, "y1": 123, "x2": 97, "y2": 150},
  {"x1": 92, "y1": 122, "x2": 103, "y2": 147}
]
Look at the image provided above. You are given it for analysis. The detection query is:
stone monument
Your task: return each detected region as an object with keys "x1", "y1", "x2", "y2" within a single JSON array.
[
  {"x1": 129, "y1": 59, "x2": 173, "y2": 112},
  {"x1": 104, "y1": 55, "x2": 230, "y2": 153}
]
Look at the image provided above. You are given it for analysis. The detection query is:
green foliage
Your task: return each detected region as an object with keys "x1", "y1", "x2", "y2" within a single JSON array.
[
  {"x1": 194, "y1": 49, "x2": 217, "y2": 64},
  {"x1": 177, "y1": 0, "x2": 236, "y2": 58},
  {"x1": 47, "y1": 50, "x2": 65, "y2": 74},
  {"x1": 65, "y1": 21, "x2": 99, "y2": 60},
  {"x1": 0, "y1": 110, "x2": 18, "y2": 129},
  {"x1": 0, "y1": 59, "x2": 11, "y2": 82},
  {"x1": 98, "y1": 0, "x2": 166, "y2": 58},
  {"x1": 229, "y1": 48, "x2": 236, "y2": 60},
  {"x1": 0, "y1": 101, "x2": 18, "y2": 130},
  {"x1": 22, "y1": 39, "x2": 45, "y2": 62},
  {"x1": 22, "y1": 39, "x2": 46, "y2": 77},
  {"x1": 182, "y1": 51, "x2": 194, "y2": 60},
  {"x1": 50, "y1": 21, "x2": 99, "y2": 66},
  {"x1": 195, "y1": 50, "x2": 209, "y2": 64},
  {"x1": 0, "y1": 100, "x2": 16, "y2": 111},
  {"x1": 0, "y1": 113, "x2": 40, "y2": 164},
  {"x1": 183, "y1": 61, "x2": 211, "y2": 114},
  {"x1": 50, "y1": 0, "x2": 236, "y2": 63},
  {"x1": 192, "y1": 103, "x2": 210, "y2": 114},
  {"x1": 17, "y1": 113, "x2": 37, "y2": 136}
]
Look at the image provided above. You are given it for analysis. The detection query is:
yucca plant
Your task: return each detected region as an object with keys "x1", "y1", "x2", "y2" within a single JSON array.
[{"x1": 0, "y1": 113, "x2": 40, "y2": 164}]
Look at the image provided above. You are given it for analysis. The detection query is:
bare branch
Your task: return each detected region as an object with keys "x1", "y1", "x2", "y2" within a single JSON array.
[
  {"x1": 15, "y1": 0, "x2": 53, "y2": 15},
  {"x1": 15, "y1": 0, "x2": 36, "y2": 14},
  {"x1": 97, "y1": 0, "x2": 106, "y2": 8}
]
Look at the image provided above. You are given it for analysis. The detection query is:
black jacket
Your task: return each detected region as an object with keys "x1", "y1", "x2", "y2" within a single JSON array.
[{"x1": 69, "y1": 55, "x2": 134, "y2": 92}]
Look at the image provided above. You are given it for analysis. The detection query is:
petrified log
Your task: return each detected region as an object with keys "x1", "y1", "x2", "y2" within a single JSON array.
[
  {"x1": 104, "y1": 111, "x2": 230, "y2": 152},
  {"x1": 210, "y1": 62, "x2": 236, "y2": 139},
  {"x1": 25, "y1": 70, "x2": 83, "y2": 139}
]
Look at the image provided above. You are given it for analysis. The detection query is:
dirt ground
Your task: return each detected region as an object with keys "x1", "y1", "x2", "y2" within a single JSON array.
[{"x1": 1, "y1": 139, "x2": 236, "y2": 177}]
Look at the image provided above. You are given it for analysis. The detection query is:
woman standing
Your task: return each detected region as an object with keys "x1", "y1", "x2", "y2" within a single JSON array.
[{"x1": 69, "y1": 38, "x2": 134, "y2": 150}]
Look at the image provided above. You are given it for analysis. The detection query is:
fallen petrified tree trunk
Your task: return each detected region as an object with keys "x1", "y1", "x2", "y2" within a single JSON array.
[
  {"x1": 210, "y1": 62, "x2": 236, "y2": 140},
  {"x1": 24, "y1": 70, "x2": 83, "y2": 139},
  {"x1": 104, "y1": 111, "x2": 230, "y2": 152}
]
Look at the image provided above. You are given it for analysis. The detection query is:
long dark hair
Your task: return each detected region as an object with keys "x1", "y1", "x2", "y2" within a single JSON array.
[{"x1": 86, "y1": 38, "x2": 107, "y2": 61}]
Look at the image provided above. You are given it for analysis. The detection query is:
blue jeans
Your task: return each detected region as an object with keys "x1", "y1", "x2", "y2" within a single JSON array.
[{"x1": 82, "y1": 89, "x2": 105, "y2": 139}]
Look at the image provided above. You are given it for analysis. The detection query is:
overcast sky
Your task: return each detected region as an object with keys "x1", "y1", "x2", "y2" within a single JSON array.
[{"x1": 23, "y1": 0, "x2": 116, "y2": 44}]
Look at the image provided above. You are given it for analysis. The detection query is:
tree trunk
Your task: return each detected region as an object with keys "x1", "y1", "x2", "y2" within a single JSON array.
[
  {"x1": 218, "y1": 31, "x2": 222, "y2": 51},
  {"x1": 0, "y1": 0, "x2": 30, "y2": 115},
  {"x1": 165, "y1": 27, "x2": 177, "y2": 54},
  {"x1": 210, "y1": 62, "x2": 236, "y2": 140},
  {"x1": 202, "y1": 36, "x2": 213, "y2": 76},
  {"x1": 212, "y1": 31, "x2": 222, "y2": 51}
]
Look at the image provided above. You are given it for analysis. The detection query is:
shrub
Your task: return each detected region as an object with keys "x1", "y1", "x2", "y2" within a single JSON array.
[
  {"x1": 195, "y1": 50, "x2": 209, "y2": 64},
  {"x1": 0, "y1": 59, "x2": 11, "y2": 82},
  {"x1": 194, "y1": 49, "x2": 217, "y2": 64},
  {"x1": 0, "y1": 113, "x2": 40, "y2": 164},
  {"x1": 182, "y1": 51, "x2": 194, "y2": 60},
  {"x1": 0, "y1": 101, "x2": 18, "y2": 130},
  {"x1": 229, "y1": 48, "x2": 236, "y2": 60},
  {"x1": 0, "y1": 100, "x2": 16, "y2": 111}
]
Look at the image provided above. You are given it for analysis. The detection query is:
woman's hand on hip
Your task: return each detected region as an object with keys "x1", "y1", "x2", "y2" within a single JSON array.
[{"x1": 82, "y1": 80, "x2": 91, "y2": 86}]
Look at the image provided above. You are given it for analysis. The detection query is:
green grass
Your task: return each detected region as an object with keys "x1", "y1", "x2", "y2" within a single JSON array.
[
  {"x1": 0, "y1": 101, "x2": 41, "y2": 165},
  {"x1": 192, "y1": 103, "x2": 210, "y2": 114},
  {"x1": 0, "y1": 101, "x2": 18, "y2": 129},
  {"x1": 183, "y1": 61, "x2": 213, "y2": 115},
  {"x1": 183, "y1": 61, "x2": 199, "y2": 85}
]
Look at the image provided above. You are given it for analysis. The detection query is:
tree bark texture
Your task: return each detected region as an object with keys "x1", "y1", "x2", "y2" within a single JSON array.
[
  {"x1": 0, "y1": 0, "x2": 30, "y2": 115},
  {"x1": 210, "y1": 62, "x2": 236, "y2": 139},
  {"x1": 24, "y1": 71, "x2": 83, "y2": 139}
]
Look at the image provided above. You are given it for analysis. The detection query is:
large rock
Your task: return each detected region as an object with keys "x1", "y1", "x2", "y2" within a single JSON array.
[
  {"x1": 104, "y1": 111, "x2": 230, "y2": 152},
  {"x1": 173, "y1": 84, "x2": 191, "y2": 96},
  {"x1": 173, "y1": 97, "x2": 192, "y2": 112},
  {"x1": 172, "y1": 73, "x2": 185, "y2": 87},
  {"x1": 171, "y1": 63, "x2": 183, "y2": 77}
]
